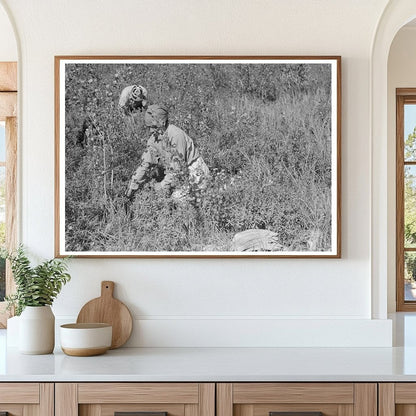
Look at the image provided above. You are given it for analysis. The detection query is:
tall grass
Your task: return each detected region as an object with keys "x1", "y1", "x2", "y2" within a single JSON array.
[{"x1": 64, "y1": 62, "x2": 332, "y2": 252}]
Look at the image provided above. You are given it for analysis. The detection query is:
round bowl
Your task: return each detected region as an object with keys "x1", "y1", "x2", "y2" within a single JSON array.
[{"x1": 60, "y1": 323, "x2": 112, "y2": 356}]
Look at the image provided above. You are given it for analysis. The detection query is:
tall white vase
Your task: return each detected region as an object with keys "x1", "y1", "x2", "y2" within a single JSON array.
[{"x1": 19, "y1": 306, "x2": 55, "y2": 354}]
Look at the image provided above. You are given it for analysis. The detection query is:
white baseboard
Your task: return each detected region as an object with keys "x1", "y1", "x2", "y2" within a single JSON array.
[{"x1": 54, "y1": 316, "x2": 392, "y2": 348}]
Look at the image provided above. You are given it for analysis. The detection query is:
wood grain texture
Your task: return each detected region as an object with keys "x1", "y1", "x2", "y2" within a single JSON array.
[
  {"x1": 0, "y1": 383, "x2": 39, "y2": 403},
  {"x1": 379, "y1": 383, "x2": 395, "y2": 416},
  {"x1": 397, "y1": 93, "x2": 406, "y2": 311},
  {"x1": 354, "y1": 383, "x2": 377, "y2": 416},
  {"x1": 396, "y1": 405, "x2": 416, "y2": 416},
  {"x1": 77, "y1": 281, "x2": 133, "y2": 348},
  {"x1": 55, "y1": 383, "x2": 78, "y2": 416},
  {"x1": 395, "y1": 383, "x2": 416, "y2": 403},
  {"x1": 252, "y1": 404, "x2": 338, "y2": 416},
  {"x1": 336, "y1": 55, "x2": 342, "y2": 258},
  {"x1": 23, "y1": 404, "x2": 39, "y2": 416},
  {"x1": 397, "y1": 88, "x2": 416, "y2": 96},
  {"x1": 216, "y1": 384, "x2": 233, "y2": 416},
  {"x1": 78, "y1": 383, "x2": 199, "y2": 404},
  {"x1": 237, "y1": 405, "x2": 253, "y2": 416},
  {"x1": 99, "y1": 403, "x2": 185, "y2": 416},
  {"x1": 38, "y1": 383, "x2": 54, "y2": 416},
  {"x1": 0, "y1": 92, "x2": 16, "y2": 121},
  {"x1": 79, "y1": 404, "x2": 101, "y2": 416},
  {"x1": 0, "y1": 62, "x2": 17, "y2": 91},
  {"x1": 232, "y1": 383, "x2": 354, "y2": 404},
  {"x1": 103, "y1": 403, "x2": 184, "y2": 414},
  {"x1": 234, "y1": 404, "x2": 242, "y2": 416},
  {"x1": 337, "y1": 404, "x2": 354, "y2": 416},
  {"x1": 199, "y1": 384, "x2": 215, "y2": 416},
  {"x1": 185, "y1": 403, "x2": 199, "y2": 416}
]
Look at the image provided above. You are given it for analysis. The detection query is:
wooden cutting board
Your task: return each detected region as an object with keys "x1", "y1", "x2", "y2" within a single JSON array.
[{"x1": 76, "y1": 281, "x2": 133, "y2": 349}]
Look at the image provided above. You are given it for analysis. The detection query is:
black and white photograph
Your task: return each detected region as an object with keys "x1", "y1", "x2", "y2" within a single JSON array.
[{"x1": 55, "y1": 56, "x2": 341, "y2": 257}]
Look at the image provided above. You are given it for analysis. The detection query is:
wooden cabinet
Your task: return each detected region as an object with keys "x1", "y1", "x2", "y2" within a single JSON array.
[
  {"x1": 55, "y1": 383, "x2": 215, "y2": 416},
  {"x1": 217, "y1": 383, "x2": 377, "y2": 416},
  {"x1": 0, "y1": 381, "x2": 409, "y2": 416},
  {"x1": 0, "y1": 383, "x2": 53, "y2": 416}
]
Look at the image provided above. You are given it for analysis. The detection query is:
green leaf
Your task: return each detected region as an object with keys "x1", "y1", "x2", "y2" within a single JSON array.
[{"x1": 5, "y1": 245, "x2": 71, "y2": 315}]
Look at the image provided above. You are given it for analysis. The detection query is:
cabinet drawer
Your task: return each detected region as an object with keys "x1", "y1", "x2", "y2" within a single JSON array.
[
  {"x1": 217, "y1": 383, "x2": 376, "y2": 416},
  {"x1": 56, "y1": 383, "x2": 215, "y2": 416}
]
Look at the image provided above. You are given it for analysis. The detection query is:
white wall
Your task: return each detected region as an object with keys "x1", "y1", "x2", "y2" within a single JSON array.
[
  {"x1": 0, "y1": 0, "x2": 393, "y2": 347},
  {"x1": 0, "y1": 3, "x2": 16, "y2": 61},
  {"x1": 387, "y1": 26, "x2": 416, "y2": 312}
]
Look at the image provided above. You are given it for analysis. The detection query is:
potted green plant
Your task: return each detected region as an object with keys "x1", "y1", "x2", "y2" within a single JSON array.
[{"x1": 4, "y1": 246, "x2": 71, "y2": 354}]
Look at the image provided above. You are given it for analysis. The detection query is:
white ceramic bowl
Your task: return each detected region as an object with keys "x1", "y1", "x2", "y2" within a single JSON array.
[{"x1": 60, "y1": 323, "x2": 112, "y2": 356}]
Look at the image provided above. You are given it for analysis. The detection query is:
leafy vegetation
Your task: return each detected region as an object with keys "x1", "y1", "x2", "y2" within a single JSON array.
[
  {"x1": 405, "y1": 127, "x2": 416, "y2": 246},
  {"x1": 65, "y1": 62, "x2": 333, "y2": 252},
  {"x1": 404, "y1": 127, "x2": 416, "y2": 281},
  {"x1": 4, "y1": 246, "x2": 71, "y2": 315}
]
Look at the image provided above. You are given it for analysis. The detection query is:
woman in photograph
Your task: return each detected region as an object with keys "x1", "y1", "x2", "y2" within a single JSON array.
[{"x1": 124, "y1": 103, "x2": 210, "y2": 201}]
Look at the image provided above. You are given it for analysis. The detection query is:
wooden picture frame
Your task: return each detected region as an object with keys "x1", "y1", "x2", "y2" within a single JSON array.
[{"x1": 55, "y1": 56, "x2": 341, "y2": 258}]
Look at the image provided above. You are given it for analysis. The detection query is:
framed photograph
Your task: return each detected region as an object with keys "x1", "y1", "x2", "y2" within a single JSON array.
[{"x1": 55, "y1": 56, "x2": 341, "y2": 258}]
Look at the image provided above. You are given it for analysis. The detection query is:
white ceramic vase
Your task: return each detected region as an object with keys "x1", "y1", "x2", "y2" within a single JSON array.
[{"x1": 19, "y1": 305, "x2": 55, "y2": 354}]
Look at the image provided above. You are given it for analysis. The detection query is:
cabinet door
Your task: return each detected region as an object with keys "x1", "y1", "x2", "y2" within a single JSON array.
[
  {"x1": 379, "y1": 383, "x2": 416, "y2": 416},
  {"x1": 0, "y1": 383, "x2": 53, "y2": 416},
  {"x1": 217, "y1": 383, "x2": 377, "y2": 416},
  {"x1": 55, "y1": 383, "x2": 215, "y2": 416}
]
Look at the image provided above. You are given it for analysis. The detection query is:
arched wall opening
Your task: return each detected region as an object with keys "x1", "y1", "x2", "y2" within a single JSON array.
[
  {"x1": 387, "y1": 18, "x2": 416, "y2": 313},
  {"x1": 371, "y1": 0, "x2": 416, "y2": 318}
]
